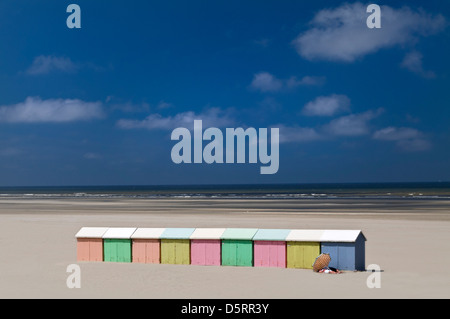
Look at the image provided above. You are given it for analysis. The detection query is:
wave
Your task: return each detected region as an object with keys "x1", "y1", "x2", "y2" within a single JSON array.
[{"x1": 0, "y1": 192, "x2": 449, "y2": 200}]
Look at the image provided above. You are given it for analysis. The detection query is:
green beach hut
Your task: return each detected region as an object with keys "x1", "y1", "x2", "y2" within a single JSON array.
[
  {"x1": 102, "y1": 227, "x2": 137, "y2": 263},
  {"x1": 221, "y1": 228, "x2": 258, "y2": 267}
]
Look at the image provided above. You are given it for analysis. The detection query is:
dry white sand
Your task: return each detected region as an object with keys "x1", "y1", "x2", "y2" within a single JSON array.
[{"x1": 0, "y1": 198, "x2": 449, "y2": 299}]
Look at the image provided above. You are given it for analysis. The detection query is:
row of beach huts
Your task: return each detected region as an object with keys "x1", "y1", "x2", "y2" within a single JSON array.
[{"x1": 75, "y1": 227, "x2": 366, "y2": 271}]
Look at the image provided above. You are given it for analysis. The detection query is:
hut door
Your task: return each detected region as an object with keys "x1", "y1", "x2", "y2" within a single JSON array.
[
  {"x1": 236, "y1": 240, "x2": 253, "y2": 266},
  {"x1": 222, "y1": 240, "x2": 238, "y2": 266}
]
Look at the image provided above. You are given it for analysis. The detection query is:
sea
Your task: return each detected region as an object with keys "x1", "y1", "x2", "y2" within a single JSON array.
[{"x1": 0, "y1": 182, "x2": 449, "y2": 200}]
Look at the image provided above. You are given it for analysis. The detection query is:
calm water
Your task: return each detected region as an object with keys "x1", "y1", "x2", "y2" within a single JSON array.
[{"x1": 0, "y1": 182, "x2": 450, "y2": 199}]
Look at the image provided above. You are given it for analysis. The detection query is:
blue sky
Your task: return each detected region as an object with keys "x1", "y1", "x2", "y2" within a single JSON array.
[{"x1": 0, "y1": 0, "x2": 449, "y2": 186}]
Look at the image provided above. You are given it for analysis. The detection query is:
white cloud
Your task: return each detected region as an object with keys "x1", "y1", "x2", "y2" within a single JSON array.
[
  {"x1": 26, "y1": 55, "x2": 78, "y2": 75},
  {"x1": 401, "y1": 51, "x2": 435, "y2": 78},
  {"x1": 323, "y1": 108, "x2": 382, "y2": 136},
  {"x1": 373, "y1": 126, "x2": 431, "y2": 151},
  {"x1": 396, "y1": 139, "x2": 431, "y2": 152},
  {"x1": 276, "y1": 124, "x2": 322, "y2": 143},
  {"x1": 286, "y1": 75, "x2": 326, "y2": 87},
  {"x1": 250, "y1": 72, "x2": 283, "y2": 92},
  {"x1": 276, "y1": 107, "x2": 380, "y2": 142},
  {"x1": 110, "y1": 101, "x2": 151, "y2": 113},
  {"x1": 292, "y1": 2, "x2": 447, "y2": 62},
  {"x1": 157, "y1": 101, "x2": 173, "y2": 109},
  {"x1": 302, "y1": 94, "x2": 351, "y2": 116},
  {"x1": 107, "y1": 98, "x2": 173, "y2": 113},
  {"x1": 277, "y1": 110, "x2": 430, "y2": 152},
  {"x1": 250, "y1": 72, "x2": 325, "y2": 93},
  {"x1": 0, "y1": 97, "x2": 104, "y2": 123},
  {"x1": 373, "y1": 126, "x2": 421, "y2": 140},
  {"x1": 117, "y1": 107, "x2": 236, "y2": 130}
]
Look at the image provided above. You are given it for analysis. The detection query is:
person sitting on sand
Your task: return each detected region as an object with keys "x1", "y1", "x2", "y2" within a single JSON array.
[
  {"x1": 318, "y1": 266, "x2": 342, "y2": 274},
  {"x1": 312, "y1": 253, "x2": 342, "y2": 273}
]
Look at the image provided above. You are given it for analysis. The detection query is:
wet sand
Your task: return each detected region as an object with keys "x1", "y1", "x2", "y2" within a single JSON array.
[{"x1": 0, "y1": 197, "x2": 449, "y2": 299}]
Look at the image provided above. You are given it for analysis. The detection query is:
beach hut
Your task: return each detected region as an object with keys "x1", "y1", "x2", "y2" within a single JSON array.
[
  {"x1": 160, "y1": 228, "x2": 195, "y2": 265},
  {"x1": 190, "y1": 228, "x2": 226, "y2": 266},
  {"x1": 221, "y1": 228, "x2": 258, "y2": 267},
  {"x1": 320, "y1": 230, "x2": 366, "y2": 271},
  {"x1": 286, "y1": 230, "x2": 324, "y2": 269},
  {"x1": 253, "y1": 229, "x2": 290, "y2": 268},
  {"x1": 103, "y1": 227, "x2": 136, "y2": 263},
  {"x1": 131, "y1": 228, "x2": 165, "y2": 264},
  {"x1": 75, "y1": 227, "x2": 109, "y2": 262}
]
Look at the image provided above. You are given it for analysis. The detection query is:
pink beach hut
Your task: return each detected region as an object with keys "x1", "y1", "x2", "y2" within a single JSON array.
[
  {"x1": 131, "y1": 228, "x2": 165, "y2": 264},
  {"x1": 190, "y1": 228, "x2": 226, "y2": 266},
  {"x1": 75, "y1": 227, "x2": 109, "y2": 262},
  {"x1": 253, "y1": 229, "x2": 290, "y2": 268}
]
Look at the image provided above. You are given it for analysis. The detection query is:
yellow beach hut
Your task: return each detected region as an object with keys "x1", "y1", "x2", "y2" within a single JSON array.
[{"x1": 286, "y1": 229, "x2": 323, "y2": 269}]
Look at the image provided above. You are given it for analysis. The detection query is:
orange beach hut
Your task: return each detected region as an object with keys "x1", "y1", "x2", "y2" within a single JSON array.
[
  {"x1": 131, "y1": 228, "x2": 165, "y2": 264},
  {"x1": 75, "y1": 227, "x2": 109, "y2": 262}
]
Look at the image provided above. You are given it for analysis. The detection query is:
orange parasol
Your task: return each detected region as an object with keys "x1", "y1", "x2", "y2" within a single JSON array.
[{"x1": 312, "y1": 253, "x2": 331, "y2": 272}]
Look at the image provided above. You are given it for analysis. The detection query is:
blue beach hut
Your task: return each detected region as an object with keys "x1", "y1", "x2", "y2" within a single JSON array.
[{"x1": 320, "y1": 230, "x2": 366, "y2": 271}]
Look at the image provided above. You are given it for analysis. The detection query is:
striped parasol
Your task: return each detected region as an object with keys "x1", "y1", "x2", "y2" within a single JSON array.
[{"x1": 312, "y1": 253, "x2": 331, "y2": 272}]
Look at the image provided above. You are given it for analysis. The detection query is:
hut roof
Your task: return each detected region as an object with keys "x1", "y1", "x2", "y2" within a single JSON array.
[
  {"x1": 320, "y1": 230, "x2": 366, "y2": 242},
  {"x1": 102, "y1": 227, "x2": 137, "y2": 239},
  {"x1": 190, "y1": 228, "x2": 226, "y2": 240},
  {"x1": 253, "y1": 229, "x2": 291, "y2": 241},
  {"x1": 286, "y1": 229, "x2": 325, "y2": 242},
  {"x1": 75, "y1": 227, "x2": 109, "y2": 238},
  {"x1": 160, "y1": 228, "x2": 196, "y2": 239},
  {"x1": 286, "y1": 229, "x2": 366, "y2": 242},
  {"x1": 221, "y1": 228, "x2": 258, "y2": 240},
  {"x1": 131, "y1": 228, "x2": 166, "y2": 239}
]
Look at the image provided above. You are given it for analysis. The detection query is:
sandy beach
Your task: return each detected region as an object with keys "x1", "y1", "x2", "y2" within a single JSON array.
[{"x1": 0, "y1": 197, "x2": 449, "y2": 299}]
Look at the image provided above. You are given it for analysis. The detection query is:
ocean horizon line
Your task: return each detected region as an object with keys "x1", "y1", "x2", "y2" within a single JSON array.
[
  {"x1": 0, "y1": 181, "x2": 449, "y2": 200},
  {"x1": 0, "y1": 180, "x2": 449, "y2": 189}
]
